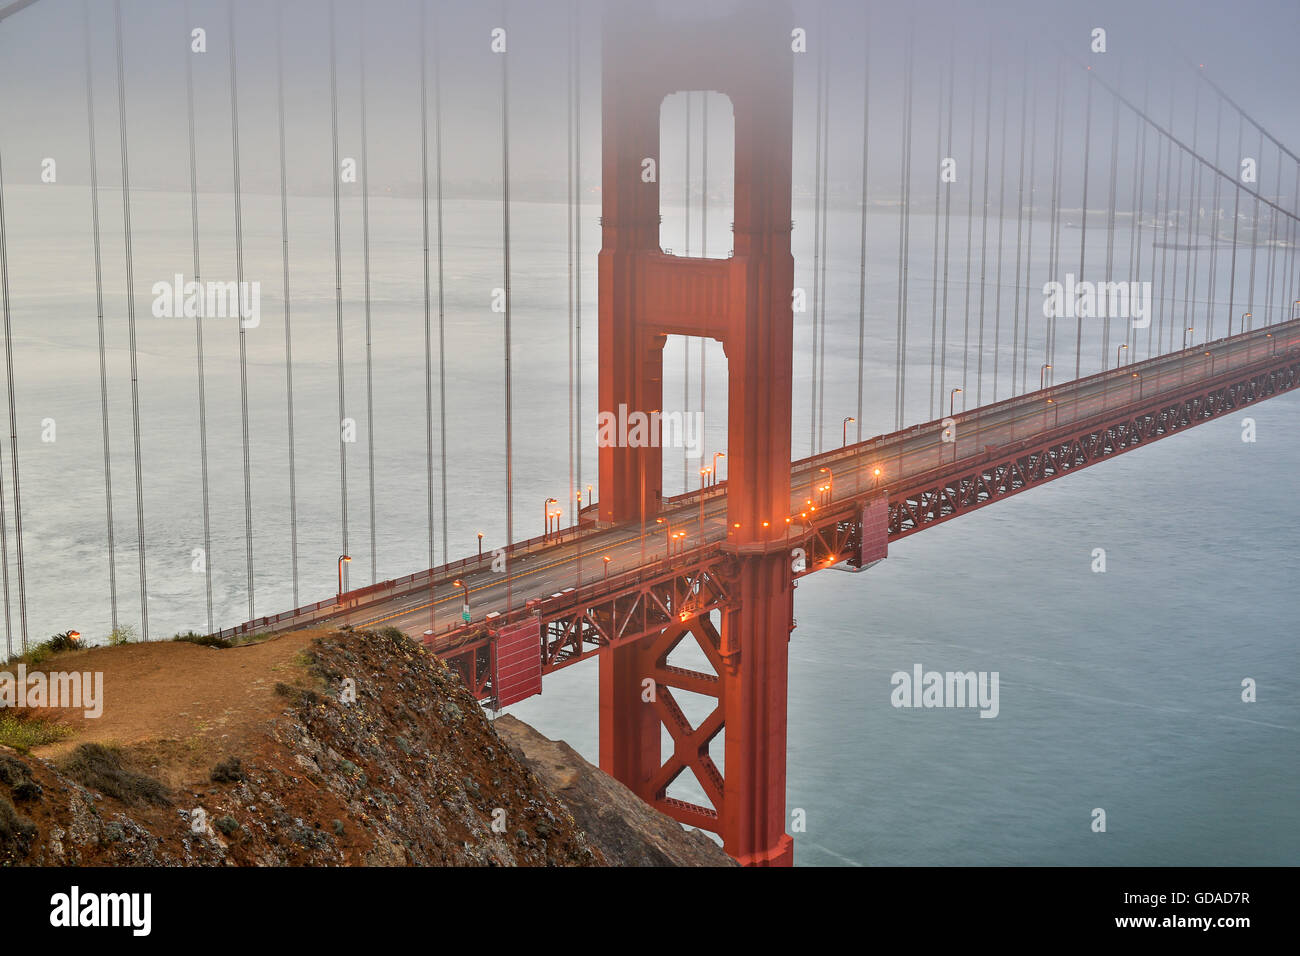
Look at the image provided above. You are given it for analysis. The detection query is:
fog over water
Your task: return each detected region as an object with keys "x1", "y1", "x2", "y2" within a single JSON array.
[{"x1": 0, "y1": 0, "x2": 1296, "y2": 864}]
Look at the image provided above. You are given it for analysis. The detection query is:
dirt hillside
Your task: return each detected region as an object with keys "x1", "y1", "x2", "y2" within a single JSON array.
[
  {"x1": 1, "y1": 628, "x2": 600, "y2": 865},
  {"x1": 495, "y1": 714, "x2": 736, "y2": 866}
]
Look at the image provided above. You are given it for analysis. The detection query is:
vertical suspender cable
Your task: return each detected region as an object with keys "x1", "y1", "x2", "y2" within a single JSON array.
[
  {"x1": 816, "y1": 42, "x2": 831, "y2": 446},
  {"x1": 1074, "y1": 68, "x2": 1092, "y2": 378},
  {"x1": 1182, "y1": 82, "x2": 1200, "y2": 347},
  {"x1": 434, "y1": 3, "x2": 449, "y2": 563},
  {"x1": 1245, "y1": 129, "x2": 1264, "y2": 329},
  {"x1": 1284, "y1": 167, "x2": 1294, "y2": 317},
  {"x1": 1226, "y1": 114, "x2": 1242, "y2": 336},
  {"x1": 938, "y1": 38, "x2": 954, "y2": 412},
  {"x1": 808, "y1": 19, "x2": 823, "y2": 456},
  {"x1": 329, "y1": 0, "x2": 350, "y2": 591},
  {"x1": 1148, "y1": 134, "x2": 1164, "y2": 358},
  {"x1": 0, "y1": 84, "x2": 26, "y2": 655},
  {"x1": 894, "y1": 21, "x2": 914, "y2": 431},
  {"x1": 1124, "y1": 108, "x2": 1141, "y2": 359},
  {"x1": 227, "y1": 0, "x2": 254, "y2": 618},
  {"x1": 564, "y1": 1, "x2": 574, "y2": 522},
  {"x1": 1009, "y1": 50, "x2": 1028, "y2": 395},
  {"x1": 1244, "y1": 129, "x2": 1262, "y2": 329},
  {"x1": 1155, "y1": 85, "x2": 1175, "y2": 354},
  {"x1": 419, "y1": 1, "x2": 435, "y2": 578},
  {"x1": 858, "y1": 11, "x2": 873, "y2": 431},
  {"x1": 699, "y1": 92, "x2": 707, "y2": 424},
  {"x1": 926, "y1": 49, "x2": 942, "y2": 420},
  {"x1": 990, "y1": 66, "x2": 1008, "y2": 401},
  {"x1": 1263, "y1": 143, "x2": 1281, "y2": 323},
  {"x1": 683, "y1": 93, "x2": 690, "y2": 488},
  {"x1": 1102, "y1": 78, "x2": 1119, "y2": 368},
  {"x1": 1046, "y1": 63, "x2": 1064, "y2": 371},
  {"x1": 274, "y1": 1, "x2": 299, "y2": 609},
  {"x1": 1204, "y1": 97, "x2": 1221, "y2": 341},
  {"x1": 1132, "y1": 68, "x2": 1150, "y2": 356},
  {"x1": 1164, "y1": 120, "x2": 1184, "y2": 353},
  {"x1": 359, "y1": 9, "x2": 377, "y2": 581},
  {"x1": 1284, "y1": 166, "x2": 1294, "y2": 312},
  {"x1": 113, "y1": 0, "x2": 146, "y2": 641},
  {"x1": 574, "y1": 5, "x2": 585, "y2": 515},
  {"x1": 0, "y1": 93, "x2": 14, "y2": 655},
  {"x1": 501, "y1": 1, "x2": 514, "y2": 612},
  {"x1": 974, "y1": 53, "x2": 991, "y2": 404},
  {"x1": 85, "y1": 0, "x2": 120, "y2": 633},
  {"x1": 184, "y1": 0, "x2": 214, "y2": 629},
  {"x1": 567, "y1": 0, "x2": 575, "y2": 521},
  {"x1": 574, "y1": 6, "x2": 582, "y2": 516},
  {"x1": 1170, "y1": 138, "x2": 1186, "y2": 344},
  {"x1": 1020, "y1": 75, "x2": 1038, "y2": 391},
  {"x1": 960, "y1": 52, "x2": 977, "y2": 396}
]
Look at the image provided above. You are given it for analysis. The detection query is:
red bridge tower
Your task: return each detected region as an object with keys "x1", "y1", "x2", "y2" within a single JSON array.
[{"x1": 597, "y1": 0, "x2": 796, "y2": 866}]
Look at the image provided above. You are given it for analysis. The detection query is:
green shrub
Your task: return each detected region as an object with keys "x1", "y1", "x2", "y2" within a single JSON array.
[
  {"x1": 209, "y1": 757, "x2": 245, "y2": 783},
  {"x1": 108, "y1": 625, "x2": 137, "y2": 646},
  {"x1": 60, "y1": 744, "x2": 171, "y2": 807},
  {"x1": 172, "y1": 632, "x2": 231, "y2": 649},
  {"x1": 44, "y1": 631, "x2": 79, "y2": 654},
  {"x1": 0, "y1": 713, "x2": 72, "y2": 753},
  {"x1": 0, "y1": 794, "x2": 37, "y2": 854}
]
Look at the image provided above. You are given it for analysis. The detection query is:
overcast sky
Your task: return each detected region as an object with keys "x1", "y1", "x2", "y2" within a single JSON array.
[{"x1": 0, "y1": 0, "x2": 1297, "y2": 206}]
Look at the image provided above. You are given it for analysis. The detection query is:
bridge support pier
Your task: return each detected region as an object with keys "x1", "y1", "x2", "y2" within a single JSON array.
[
  {"x1": 597, "y1": 555, "x2": 795, "y2": 866},
  {"x1": 717, "y1": 552, "x2": 795, "y2": 866}
]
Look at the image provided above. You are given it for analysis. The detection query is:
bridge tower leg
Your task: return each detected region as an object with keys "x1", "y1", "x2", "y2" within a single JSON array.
[{"x1": 596, "y1": 0, "x2": 796, "y2": 866}]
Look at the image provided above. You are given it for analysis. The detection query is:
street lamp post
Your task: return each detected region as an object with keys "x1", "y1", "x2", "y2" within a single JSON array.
[
  {"x1": 337, "y1": 554, "x2": 352, "y2": 604},
  {"x1": 1241, "y1": 311, "x2": 1252, "y2": 334},
  {"x1": 698, "y1": 467, "x2": 710, "y2": 531},
  {"x1": 476, "y1": 532, "x2": 484, "y2": 561},
  {"x1": 712, "y1": 451, "x2": 726, "y2": 487},
  {"x1": 819, "y1": 466, "x2": 833, "y2": 504},
  {"x1": 1040, "y1": 364, "x2": 1052, "y2": 390},
  {"x1": 452, "y1": 579, "x2": 471, "y2": 624},
  {"x1": 1116, "y1": 344, "x2": 1127, "y2": 367},
  {"x1": 842, "y1": 416, "x2": 856, "y2": 448},
  {"x1": 872, "y1": 467, "x2": 882, "y2": 491},
  {"x1": 1183, "y1": 327, "x2": 1194, "y2": 349},
  {"x1": 544, "y1": 498, "x2": 558, "y2": 538},
  {"x1": 602, "y1": 555, "x2": 610, "y2": 582}
]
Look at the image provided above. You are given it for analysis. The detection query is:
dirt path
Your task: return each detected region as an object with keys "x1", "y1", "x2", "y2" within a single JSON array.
[{"x1": 22, "y1": 632, "x2": 318, "y2": 767}]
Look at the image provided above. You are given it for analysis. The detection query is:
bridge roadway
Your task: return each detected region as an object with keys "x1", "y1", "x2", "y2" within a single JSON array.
[{"x1": 313, "y1": 318, "x2": 1300, "y2": 642}]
